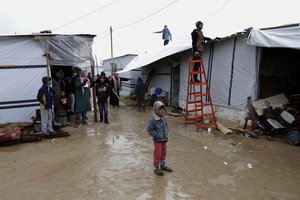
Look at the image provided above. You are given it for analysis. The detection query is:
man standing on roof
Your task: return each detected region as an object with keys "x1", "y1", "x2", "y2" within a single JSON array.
[
  {"x1": 191, "y1": 21, "x2": 211, "y2": 82},
  {"x1": 154, "y1": 25, "x2": 172, "y2": 46}
]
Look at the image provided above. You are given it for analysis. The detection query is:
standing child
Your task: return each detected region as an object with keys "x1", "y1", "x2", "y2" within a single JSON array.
[
  {"x1": 37, "y1": 76, "x2": 55, "y2": 135},
  {"x1": 56, "y1": 90, "x2": 70, "y2": 126},
  {"x1": 95, "y1": 75, "x2": 110, "y2": 124},
  {"x1": 147, "y1": 101, "x2": 173, "y2": 176}
]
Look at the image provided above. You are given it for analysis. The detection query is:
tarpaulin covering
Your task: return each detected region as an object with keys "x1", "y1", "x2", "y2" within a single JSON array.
[
  {"x1": 246, "y1": 24, "x2": 300, "y2": 49},
  {"x1": 36, "y1": 35, "x2": 94, "y2": 66},
  {"x1": 118, "y1": 39, "x2": 192, "y2": 73},
  {"x1": 0, "y1": 34, "x2": 95, "y2": 123}
]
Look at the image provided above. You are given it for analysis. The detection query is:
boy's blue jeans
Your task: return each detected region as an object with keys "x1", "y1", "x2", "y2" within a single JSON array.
[{"x1": 98, "y1": 100, "x2": 108, "y2": 121}]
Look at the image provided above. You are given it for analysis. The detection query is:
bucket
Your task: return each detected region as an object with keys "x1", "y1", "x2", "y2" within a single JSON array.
[{"x1": 287, "y1": 130, "x2": 300, "y2": 146}]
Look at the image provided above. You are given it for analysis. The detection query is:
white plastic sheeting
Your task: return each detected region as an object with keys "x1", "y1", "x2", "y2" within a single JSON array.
[
  {"x1": 0, "y1": 36, "x2": 46, "y2": 123},
  {"x1": 180, "y1": 36, "x2": 259, "y2": 110},
  {"x1": 213, "y1": 37, "x2": 259, "y2": 108},
  {"x1": 36, "y1": 35, "x2": 94, "y2": 66},
  {"x1": 246, "y1": 24, "x2": 300, "y2": 49},
  {"x1": 119, "y1": 35, "x2": 259, "y2": 110},
  {"x1": 0, "y1": 37, "x2": 45, "y2": 65},
  {"x1": 0, "y1": 67, "x2": 46, "y2": 123},
  {"x1": 118, "y1": 39, "x2": 192, "y2": 73},
  {"x1": 0, "y1": 34, "x2": 95, "y2": 123}
]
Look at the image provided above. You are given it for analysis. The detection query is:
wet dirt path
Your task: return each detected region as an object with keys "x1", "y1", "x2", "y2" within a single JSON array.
[{"x1": 1, "y1": 102, "x2": 300, "y2": 199}]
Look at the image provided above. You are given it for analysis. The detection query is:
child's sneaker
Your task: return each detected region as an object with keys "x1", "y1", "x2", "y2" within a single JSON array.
[
  {"x1": 154, "y1": 168, "x2": 164, "y2": 176},
  {"x1": 161, "y1": 165, "x2": 173, "y2": 172}
]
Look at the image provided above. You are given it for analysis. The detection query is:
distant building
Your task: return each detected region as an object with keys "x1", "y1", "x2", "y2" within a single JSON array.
[{"x1": 102, "y1": 54, "x2": 140, "y2": 96}]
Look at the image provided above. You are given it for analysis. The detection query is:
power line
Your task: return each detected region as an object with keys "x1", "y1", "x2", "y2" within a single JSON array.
[
  {"x1": 114, "y1": 0, "x2": 180, "y2": 31},
  {"x1": 52, "y1": 0, "x2": 119, "y2": 31},
  {"x1": 97, "y1": 29, "x2": 110, "y2": 38},
  {"x1": 96, "y1": 0, "x2": 180, "y2": 58},
  {"x1": 205, "y1": 0, "x2": 230, "y2": 22}
]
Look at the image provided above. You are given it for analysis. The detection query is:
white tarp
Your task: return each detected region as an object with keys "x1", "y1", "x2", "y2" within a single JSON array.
[
  {"x1": 0, "y1": 34, "x2": 95, "y2": 123},
  {"x1": 246, "y1": 24, "x2": 300, "y2": 49},
  {"x1": 0, "y1": 37, "x2": 46, "y2": 123},
  {"x1": 118, "y1": 39, "x2": 192, "y2": 73},
  {"x1": 180, "y1": 36, "x2": 259, "y2": 110},
  {"x1": 36, "y1": 35, "x2": 94, "y2": 66},
  {"x1": 0, "y1": 37, "x2": 45, "y2": 65},
  {"x1": 121, "y1": 35, "x2": 259, "y2": 110}
]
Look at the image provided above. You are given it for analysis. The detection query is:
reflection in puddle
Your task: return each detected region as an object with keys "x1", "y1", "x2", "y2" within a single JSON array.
[
  {"x1": 105, "y1": 135, "x2": 133, "y2": 150},
  {"x1": 86, "y1": 127, "x2": 98, "y2": 137},
  {"x1": 208, "y1": 174, "x2": 235, "y2": 186},
  {"x1": 136, "y1": 193, "x2": 151, "y2": 200}
]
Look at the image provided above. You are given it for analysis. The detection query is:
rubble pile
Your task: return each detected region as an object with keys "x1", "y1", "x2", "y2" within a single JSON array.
[{"x1": 243, "y1": 93, "x2": 300, "y2": 145}]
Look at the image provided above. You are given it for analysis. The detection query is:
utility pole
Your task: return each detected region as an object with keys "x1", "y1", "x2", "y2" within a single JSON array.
[{"x1": 110, "y1": 26, "x2": 113, "y2": 58}]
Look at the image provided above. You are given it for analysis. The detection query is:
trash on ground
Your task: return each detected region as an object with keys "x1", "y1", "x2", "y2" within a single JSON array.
[
  {"x1": 217, "y1": 121, "x2": 233, "y2": 135},
  {"x1": 51, "y1": 139, "x2": 56, "y2": 144},
  {"x1": 247, "y1": 163, "x2": 253, "y2": 169}
]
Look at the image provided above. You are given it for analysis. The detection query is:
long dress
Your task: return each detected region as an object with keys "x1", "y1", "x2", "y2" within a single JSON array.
[
  {"x1": 74, "y1": 75, "x2": 91, "y2": 113},
  {"x1": 110, "y1": 76, "x2": 121, "y2": 107}
]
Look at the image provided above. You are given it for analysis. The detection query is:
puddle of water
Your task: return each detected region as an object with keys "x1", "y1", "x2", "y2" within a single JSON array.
[
  {"x1": 105, "y1": 135, "x2": 134, "y2": 150},
  {"x1": 136, "y1": 193, "x2": 151, "y2": 200},
  {"x1": 86, "y1": 128, "x2": 99, "y2": 137},
  {"x1": 208, "y1": 174, "x2": 235, "y2": 186}
]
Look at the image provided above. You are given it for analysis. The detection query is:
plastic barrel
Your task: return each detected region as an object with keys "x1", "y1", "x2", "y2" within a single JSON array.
[{"x1": 287, "y1": 130, "x2": 300, "y2": 146}]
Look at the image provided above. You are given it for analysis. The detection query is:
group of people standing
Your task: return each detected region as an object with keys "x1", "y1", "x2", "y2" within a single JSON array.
[
  {"x1": 37, "y1": 20, "x2": 209, "y2": 178},
  {"x1": 37, "y1": 66, "x2": 122, "y2": 134}
]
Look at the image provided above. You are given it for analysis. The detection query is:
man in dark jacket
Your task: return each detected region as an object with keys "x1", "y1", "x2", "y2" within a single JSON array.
[
  {"x1": 95, "y1": 75, "x2": 110, "y2": 123},
  {"x1": 37, "y1": 76, "x2": 55, "y2": 135},
  {"x1": 135, "y1": 77, "x2": 146, "y2": 111},
  {"x1": 191, "y1": 21, "x2": 211, "y2": 82}
]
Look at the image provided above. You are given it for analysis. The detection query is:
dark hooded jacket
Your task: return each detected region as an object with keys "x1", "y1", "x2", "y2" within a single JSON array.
[
  {"x1": 191, "y1": 29, "x2": 211, "y2": 53},
  {"x1": 37, "y1": 77, "x2": 53, "y2": 109},
  {"x1": 147, "y1": 101, "x2": 169, "y2": 142},
  {"x1": 135, "y1": 77, "x2": 146, "y2": 99},
  {"x1": 95, "y1": 76, "x2": 110, "y2": 102}
]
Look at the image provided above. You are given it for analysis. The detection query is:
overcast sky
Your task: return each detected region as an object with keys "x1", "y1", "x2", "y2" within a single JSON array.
[{"x1": 1, "y1": 0, "x2": 299, "y2": 61}]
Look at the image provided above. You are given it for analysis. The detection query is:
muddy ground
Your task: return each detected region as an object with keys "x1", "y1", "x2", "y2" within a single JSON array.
[{"x1": 1, "y1": 100, "x2": 300, "y2": 200}]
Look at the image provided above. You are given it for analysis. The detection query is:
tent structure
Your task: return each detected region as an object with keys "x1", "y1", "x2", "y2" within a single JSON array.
[
  {"x1": 0, "y1": 34, "x2": 96, "y2": 123},
  {"x1": 119, "y1": 23, "x2": 300, "y2": 120},
  {"x1": 102, "y1": 54, "x2": 140, "y2": 96}
]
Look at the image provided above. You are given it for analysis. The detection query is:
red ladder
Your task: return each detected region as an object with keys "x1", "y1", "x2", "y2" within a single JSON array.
[{"x1": 184, "y1": 58, "x2": 217, "y2": 130}]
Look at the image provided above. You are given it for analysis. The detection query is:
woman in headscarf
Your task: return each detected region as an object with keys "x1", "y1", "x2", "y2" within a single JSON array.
[{"x1": 110, "y1": 72, "x2": 121, "y2": 107}]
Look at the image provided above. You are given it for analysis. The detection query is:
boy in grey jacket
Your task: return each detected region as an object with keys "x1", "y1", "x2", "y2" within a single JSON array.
[{"x1": 147, "y1": 101, "x2": 173, "y2": 176}]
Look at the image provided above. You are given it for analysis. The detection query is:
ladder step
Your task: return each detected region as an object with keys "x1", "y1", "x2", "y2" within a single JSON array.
[
  {"x1": 190, "y1": 82, "x2": 208, "y2": 86},
  {"x1": 195, "y1": 103, "x2": 212, "y2": 107},
  {"x1": 185, "y1": 109, "x2": 206, "y2": 112},
  {"x1": 191, "y1": 71, "x2": 204, "y2": 75},
  {"x1": 187, "y1": 91, "x2": 208, "y2": 95},
  {"x1": 186, "y1": 109, "x2": 200, "y2": 113},
  {"x1": 194, "y1": 93, "x2": 210, "y2": 98},
  {"x1": 195, "y1": 113, "x2": 215, "y2": 119},
  {"x1": 186, "y1": 102, "x2": 211, "y2": 105},
  {"x1": 190, "y1": 60, "x2": 202, "y2": 63}
]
